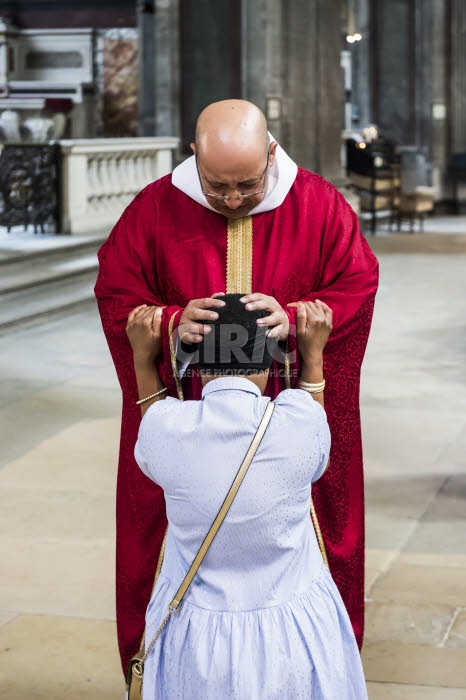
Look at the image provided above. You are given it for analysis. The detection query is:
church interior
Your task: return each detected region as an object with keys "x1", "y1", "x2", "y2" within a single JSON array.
[{"x1": 0, "y1": 1, "x2": 465, "y2": 698}]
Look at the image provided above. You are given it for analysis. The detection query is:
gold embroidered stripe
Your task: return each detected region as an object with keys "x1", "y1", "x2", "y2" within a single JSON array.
[{"x1": 226, "y1": 216, "x2": 253, "y2": 294}]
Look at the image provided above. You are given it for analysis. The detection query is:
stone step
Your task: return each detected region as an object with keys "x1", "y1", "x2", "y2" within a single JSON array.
[
  {"x1": 0, "y1": 253, "x2": 98, "y2": 298},
  {"x1": 0, "y1": 233, "x2": 107, "y2": 333},
  {"x1": 0, "y1": 232, "x2": 106, "y2": 265},
  {"x1": 0, "y1": 251, "x2": 99, "y2": 294},
  {"x1": 0, "y1": 269, "x2": 98, "y2": 333}
]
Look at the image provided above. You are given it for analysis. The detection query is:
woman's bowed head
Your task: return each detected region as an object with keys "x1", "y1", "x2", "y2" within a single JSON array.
[
  {"x1": 125, "y1": 298, "x2": 333, "y2": 364},
  {"x1": 126, "y1": 295, "x2": 333, "y2": 403}
]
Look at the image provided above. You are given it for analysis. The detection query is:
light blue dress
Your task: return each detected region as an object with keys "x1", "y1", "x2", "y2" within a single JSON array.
[{"x1": 134, "y1": 377, "x2": 367, "y2": 699}]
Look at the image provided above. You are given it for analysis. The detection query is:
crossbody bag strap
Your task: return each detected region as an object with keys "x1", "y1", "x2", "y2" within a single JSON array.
[
  {"x1": 136, "y1": 400, "x2": 275, "y2": 673},
  {"x1": 171, "y1": 399, "x2": 275, "y2": 611}
]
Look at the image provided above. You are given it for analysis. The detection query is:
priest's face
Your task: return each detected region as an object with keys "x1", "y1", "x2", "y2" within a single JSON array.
[{"x1": 193, "y1": 142, "x2": 277, "y2": 219}]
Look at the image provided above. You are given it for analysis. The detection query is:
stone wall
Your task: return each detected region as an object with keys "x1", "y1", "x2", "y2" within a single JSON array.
[{"x1": 241, "y1": 0, "x2": 345, "y2": 182}]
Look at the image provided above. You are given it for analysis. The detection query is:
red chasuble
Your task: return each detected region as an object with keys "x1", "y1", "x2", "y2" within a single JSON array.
[{"x1": 95, "y1": 168, "x2": 378, "y2": 672}]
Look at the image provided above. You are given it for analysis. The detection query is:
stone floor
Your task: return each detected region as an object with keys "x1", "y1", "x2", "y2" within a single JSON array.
[{"x1": 0, "y1": 237, "x2": 465, "y2": 698}]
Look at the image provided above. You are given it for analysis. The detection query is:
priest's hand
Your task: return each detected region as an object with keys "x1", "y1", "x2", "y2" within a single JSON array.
[
  {"x1": 239, "y1": 293, "x2": 289, "y2": 340},
  {"x1": 126, "y1": 305, "x2": 163, "y2": 365},
  {"x1": 178, "y1": 294, "x2": 226, "y2": 344}
]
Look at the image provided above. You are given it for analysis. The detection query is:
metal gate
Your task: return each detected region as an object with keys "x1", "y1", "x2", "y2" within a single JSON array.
[{"x1": 0, "y1": 143, "x2": 61, "y2": 233}]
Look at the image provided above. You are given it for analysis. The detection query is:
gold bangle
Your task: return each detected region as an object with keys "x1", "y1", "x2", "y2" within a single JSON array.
[
  {"x1": 136, "y1": 387, "x2": 168, "y2": 405},
  {"x1": 297, "y1": 379, "x2": 325, "y2": 394}
]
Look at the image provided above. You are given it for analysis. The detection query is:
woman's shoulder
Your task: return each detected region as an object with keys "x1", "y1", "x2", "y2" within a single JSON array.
[
  {"x1": 273, "y1": 388, "x2": 325, "y2": 416},
  {"x1": 272, "y1": 389, "x2": 328, "y2": 437},
  {"x1": 138, "y1": 396, "x2": 189, "y2": 434},
  {"x1": 144, "y1": 395, "x2": 182, "y2": 416}
]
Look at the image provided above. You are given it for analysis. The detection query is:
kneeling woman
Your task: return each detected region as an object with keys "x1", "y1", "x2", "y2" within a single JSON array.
[{"x1": 126, "y1": 293, "x2": 367, "y2": 700}]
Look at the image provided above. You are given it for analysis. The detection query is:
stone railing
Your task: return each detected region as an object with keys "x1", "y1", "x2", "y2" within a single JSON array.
[{"x1": 59, "y1": 137, "x2": 179, "y2": 234}]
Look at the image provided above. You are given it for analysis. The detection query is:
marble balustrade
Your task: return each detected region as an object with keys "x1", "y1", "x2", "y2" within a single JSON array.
[{"x1": 59, "y1": 137, "x2": 179, "y2": 234}]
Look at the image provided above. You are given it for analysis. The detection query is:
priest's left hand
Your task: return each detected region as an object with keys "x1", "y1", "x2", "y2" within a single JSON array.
[{"x1": 240, "y1": 293, "x2": 289, "y2": 341}]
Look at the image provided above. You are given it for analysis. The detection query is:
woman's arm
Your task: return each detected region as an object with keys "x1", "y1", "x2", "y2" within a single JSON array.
[
  {"x1": 296, "y1": 300, "x2": 333, "y2": 409},
  {"x1": 126, "y1": 305, "x2": 167, "y2": 417},
  {"x1": 300, "y1": 353, "x2": 325, "y2": 409}
]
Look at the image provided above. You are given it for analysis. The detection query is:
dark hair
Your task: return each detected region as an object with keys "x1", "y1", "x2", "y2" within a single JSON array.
[{"x1": 197, "y1": 293, "x2": 277, "y2": 374}]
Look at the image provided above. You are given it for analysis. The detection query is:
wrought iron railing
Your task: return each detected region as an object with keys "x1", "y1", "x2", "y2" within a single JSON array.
[{"x1": 0, "y1": 143, "x2": 61, "y2": 233}]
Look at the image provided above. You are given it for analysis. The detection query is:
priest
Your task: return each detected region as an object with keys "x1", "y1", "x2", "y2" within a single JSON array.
[{"x1": 95, "y1": 99, "x2": 379, "y2": 673}]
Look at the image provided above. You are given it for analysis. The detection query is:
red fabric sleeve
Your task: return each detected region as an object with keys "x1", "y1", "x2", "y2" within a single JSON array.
[
  {"x1": 94, "y1": 184, "x2": 184, "y2": 397},
  {"x1": 284, "y1": 186, "x2": 378, "y2": 353},
  {"x1": 94, "y1": 185, "x2": 185, "y2": 671}
]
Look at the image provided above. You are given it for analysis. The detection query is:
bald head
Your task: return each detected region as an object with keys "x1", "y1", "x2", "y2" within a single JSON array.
[
  {"x1": 192, "y1": 100, "x2": 276, "y2": 219},
  {"x1": 195, "y1": 100, "x2": 269, "y2": 163}
]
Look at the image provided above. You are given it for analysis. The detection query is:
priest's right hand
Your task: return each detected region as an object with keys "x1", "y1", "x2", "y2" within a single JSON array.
[{"x1": 178, "y1": 295, "x2": 226, "y2": 344}]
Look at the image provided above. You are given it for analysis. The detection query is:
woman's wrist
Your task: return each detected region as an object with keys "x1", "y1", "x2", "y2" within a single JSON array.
[
  {"x1": 133, "y1": 354, "x2": 165, "y2": 415},
  {"x1": 133, "y1": 352, "x2": 157, "y2": 371},
  {"x1": 300, "y1": 354, "x2": 324, "y2": 383}
]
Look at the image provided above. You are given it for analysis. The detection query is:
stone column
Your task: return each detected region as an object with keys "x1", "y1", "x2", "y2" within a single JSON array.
[
  {"x1": 414, "y1": 0, "x2": 433, "y2": 162},
  {"x1": 240, "y1": 0, "x2": 267, "y2": 108},
  {"x1": 431, "y1": 0, "x2": 450, "y2": 201},
  {"x1": 263, "y1": 0, "x2": 284, "y2": 144},
  {"x1": 178, "y1": 1, "x2": 241, "y2": 151},
  {"x1": 242, "y1": 0, "x2": 345, "y2": 180},
  {"x1": 137, "y1": 0, "x2": 156, "y2": 136},
  {"x1": 241, "y1": 0, "x2": 285, "y2": 144},
  {"x1": 450, "y1": 0, "x2": 466, "y2": 154},
  {"x1": 372, "y1": 0, "x2": 415, "y2": 145},
  {"x1": 0, "y1": 19, "x2": 9, "y2": 94},
  {"x1": 154, "y1": 0, "x2": 180, "y2": 137},
  {"x1": 315, "y1": 0, "x2": 346, "y2": 182},
  {"x1": 350, "y1": 0, "x2": 371, "y2": 129},
  {"x1": 369, "y1": 0, "x2": 433, "y2": 188}
]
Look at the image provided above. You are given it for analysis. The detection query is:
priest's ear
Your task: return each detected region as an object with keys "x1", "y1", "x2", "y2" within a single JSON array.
[
  {"x1": 269, "y1": 141, "x2": 278, "y2": 168},
  {"x1": 190, "y1": 142, "x2": 196, "y2": 155}
]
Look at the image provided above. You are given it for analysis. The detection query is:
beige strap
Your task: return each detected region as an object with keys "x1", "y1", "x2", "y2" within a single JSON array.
[
  {"x1": 138, "y1": 400, "x2": 275, "y2": 671},
  {"x1": 310, "y1": 498, "x2": 329, "y2": 568}
]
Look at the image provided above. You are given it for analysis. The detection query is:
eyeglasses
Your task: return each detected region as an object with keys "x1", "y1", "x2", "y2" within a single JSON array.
[{"x1": 196, "y1": 151, "x2": 270, "y2": 201}]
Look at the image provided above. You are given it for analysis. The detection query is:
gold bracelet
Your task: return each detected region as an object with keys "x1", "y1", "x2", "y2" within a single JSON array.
[
  {"x1": 136, "y1": 387, "x2": 168, "y2": 405},
  {"x1": 297, "y1": 379, "x2": 325, "y2": 394}
]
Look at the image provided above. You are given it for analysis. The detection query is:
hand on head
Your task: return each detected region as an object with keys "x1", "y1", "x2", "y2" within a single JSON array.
[
  {"x1": 293, "y1": 300, "x2": 333, "y2": 360},
  {"x1": 239, "y1": 293, "x2": 289, "y2": 341},
  {"x1": 178, "y1": 293, "x2": 226, "y2": 344}
]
